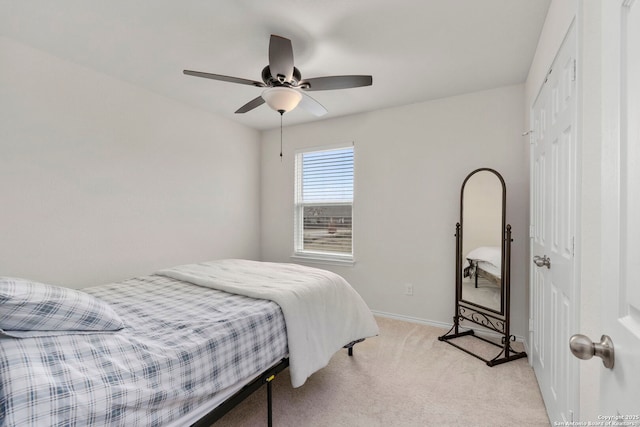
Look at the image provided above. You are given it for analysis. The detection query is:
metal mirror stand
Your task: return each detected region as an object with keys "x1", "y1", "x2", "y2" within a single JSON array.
[{"x1": 438, "y1": 168, "x2": 527, "y2": 366}]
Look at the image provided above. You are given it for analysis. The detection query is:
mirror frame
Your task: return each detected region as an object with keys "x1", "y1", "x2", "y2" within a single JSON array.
[{"x1": 458, "y1": 167, "x2": 506, "y2": 315}]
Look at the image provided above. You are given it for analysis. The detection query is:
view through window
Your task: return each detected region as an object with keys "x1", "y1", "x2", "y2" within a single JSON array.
[{"x1": 294, "y1": 145, "x2": 353, "y2": 260}]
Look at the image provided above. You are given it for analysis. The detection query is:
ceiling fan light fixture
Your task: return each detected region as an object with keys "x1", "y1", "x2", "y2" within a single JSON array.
[{"x1": 262, "y1": 87, "x2": 302, "y2": 113}]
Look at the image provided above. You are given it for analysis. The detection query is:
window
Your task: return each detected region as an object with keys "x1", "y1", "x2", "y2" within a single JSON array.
[{"x1": 293, "y1": 144, "x2": 354, "y2": 264}]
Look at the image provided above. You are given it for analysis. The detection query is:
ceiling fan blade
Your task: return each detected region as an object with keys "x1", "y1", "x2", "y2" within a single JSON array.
[
  {"x1": 183, "y1": 70, "x2": 265, "y2": 87},
  {"x1": 299, "y1": 92, "x2": 328, "y2": 117},
  {"x1": 300, "y1": 75, "x2": 373, "y2": 91},
  {"x1": 235, "y1": 96, "x2": 266, "y2": 114},
  {"x1": 268, "y1": 35, "x2": 294, "y2": 83}
]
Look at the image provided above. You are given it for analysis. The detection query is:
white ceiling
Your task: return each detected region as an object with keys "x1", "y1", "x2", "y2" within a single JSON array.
[{"x1": 0, "y1": 0, "x2": 550, "y2": 131}]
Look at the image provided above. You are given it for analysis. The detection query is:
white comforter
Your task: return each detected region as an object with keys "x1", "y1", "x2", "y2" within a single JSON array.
[{"x1": 157, "y1": 259, "x2": 379, "y2": 388}]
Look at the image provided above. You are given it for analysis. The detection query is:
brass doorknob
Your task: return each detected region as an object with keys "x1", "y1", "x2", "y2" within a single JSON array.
[{"x1": 569, "y1": 334, "x2": 614, "y2": 369}]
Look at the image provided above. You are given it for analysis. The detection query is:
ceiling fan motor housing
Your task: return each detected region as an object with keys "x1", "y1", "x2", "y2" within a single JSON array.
[{"x1": 262, "y1": 65, "x2": 302, "y2": 87}]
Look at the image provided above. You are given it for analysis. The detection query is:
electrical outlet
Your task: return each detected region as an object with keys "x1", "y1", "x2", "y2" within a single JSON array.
[{"x1": 404, "y1": 284, "x2": 413, "y2": 296}]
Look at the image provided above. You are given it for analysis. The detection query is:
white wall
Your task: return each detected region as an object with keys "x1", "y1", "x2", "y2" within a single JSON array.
[
  {"x1": 0, "y1": 37, "x2": 261, "y2": 288},
  {"x1": 260, "y1": 84, "x2": 529, "y2": 337}
]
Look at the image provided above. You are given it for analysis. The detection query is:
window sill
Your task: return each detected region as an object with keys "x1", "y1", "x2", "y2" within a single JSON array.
[{"x1": 290, "y1": 253, "x2": 355, "y2": 267}]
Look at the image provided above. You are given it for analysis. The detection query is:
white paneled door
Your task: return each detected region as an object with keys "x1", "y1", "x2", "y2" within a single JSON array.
[
  {"x1": 530, "y1": 23, "x2": 577, "y2": 423},
  {"x1": 599, "y1": 0, "x2": 640, "y2": 414}
]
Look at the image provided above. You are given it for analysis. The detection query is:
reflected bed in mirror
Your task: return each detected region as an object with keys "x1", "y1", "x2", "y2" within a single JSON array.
[{"x1": 463, "y1": 246, "x2": 501, "y2": 311}]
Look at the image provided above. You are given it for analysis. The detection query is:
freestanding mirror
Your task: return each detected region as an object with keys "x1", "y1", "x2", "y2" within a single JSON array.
[{"x1": 438, "y1": 168, "x2": 526, "y2": 366}]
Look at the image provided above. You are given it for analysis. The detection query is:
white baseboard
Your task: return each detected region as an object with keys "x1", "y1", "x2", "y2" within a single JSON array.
[
  {"x1": 371, "y1": 309, "x2": 528, "y2": 344},
  {"x1": 371, "y1": 310, "x2": 452, "y2": 329}
]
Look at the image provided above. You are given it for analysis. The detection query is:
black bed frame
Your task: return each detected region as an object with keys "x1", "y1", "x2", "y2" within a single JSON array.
[
  {"x1": 464, "y1": 259, "x2": 500, "y2": 289},
  {"x1": 191, "y1": 339, "x2": 365, "y2": 426}
]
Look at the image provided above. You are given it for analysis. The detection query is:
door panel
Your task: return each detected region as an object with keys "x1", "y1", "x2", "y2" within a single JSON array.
[{"x1": 530, "y1": 23, "x2": 577, "y2": 423}]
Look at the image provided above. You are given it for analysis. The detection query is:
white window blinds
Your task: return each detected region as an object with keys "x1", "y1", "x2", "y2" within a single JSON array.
[{"x1": 294, "y1": 145, "x2": 354, "y2": 260}]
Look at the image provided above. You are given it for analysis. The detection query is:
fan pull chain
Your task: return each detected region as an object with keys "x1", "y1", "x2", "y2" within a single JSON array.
[{"x1": 279, "y1": 110, "x2": 284, "y2": 161}]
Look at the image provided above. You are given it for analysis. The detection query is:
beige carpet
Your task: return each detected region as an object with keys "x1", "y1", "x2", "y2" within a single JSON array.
[{"x1": 215, "y1": 316, "x2": 550, "y2": 426}]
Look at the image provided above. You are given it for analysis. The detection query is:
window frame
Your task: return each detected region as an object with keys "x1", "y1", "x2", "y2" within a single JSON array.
[{"x1": 291, "y1": 142, "x2": 355, "y2": 266}]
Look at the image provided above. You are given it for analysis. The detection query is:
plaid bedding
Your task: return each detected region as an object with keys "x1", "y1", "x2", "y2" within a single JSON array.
[{"x1": 0, "y1": 274, "x2": 288, "y2": 426}]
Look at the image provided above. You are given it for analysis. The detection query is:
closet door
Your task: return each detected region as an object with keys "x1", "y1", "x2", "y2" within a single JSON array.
[{"x1": 529, "y1": 23, "x2": 578, "y2": 423}]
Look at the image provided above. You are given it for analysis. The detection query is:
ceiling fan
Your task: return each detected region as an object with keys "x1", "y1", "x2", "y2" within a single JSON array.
[{"x1": 183, "y1": 34, "x2": 373, "y2": 117}]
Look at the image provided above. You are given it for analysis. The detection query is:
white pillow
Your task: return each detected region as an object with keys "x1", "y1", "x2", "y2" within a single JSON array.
[
  {"x1": 0, "y1": 277, "x2": 124, "y2": 338},
  {"x1": 466, "y1": 246, "x2": 502, "y2": 268}
]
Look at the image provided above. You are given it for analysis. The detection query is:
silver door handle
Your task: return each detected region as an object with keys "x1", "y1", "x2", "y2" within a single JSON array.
[
  {"x1": 533, "y1": 255, "x2": 551, "y2": 269},
  {"x1": 569, "y1": 334, "x2": 615, "y2": 369}
]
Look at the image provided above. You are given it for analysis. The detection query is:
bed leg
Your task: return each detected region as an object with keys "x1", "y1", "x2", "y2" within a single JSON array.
[
  {"x1": 266, "y1": 374, "x2": 274, "y2": 427},
  {"x1": 343, "y1": 338, "x2": 365, "y2": 356}
]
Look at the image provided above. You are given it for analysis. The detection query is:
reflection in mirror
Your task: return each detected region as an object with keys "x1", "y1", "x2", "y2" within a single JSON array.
[{"x1": 461, "y1": 170, "x2": 503, "y2": 313}]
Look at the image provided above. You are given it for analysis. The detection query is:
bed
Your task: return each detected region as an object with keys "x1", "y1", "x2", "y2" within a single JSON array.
[
  {"x1": 463, "y1": 246, "x2": 502, "y2": 288},
  {"x1": 0, "y1": 259, "x2": 378, "y2": 426}
]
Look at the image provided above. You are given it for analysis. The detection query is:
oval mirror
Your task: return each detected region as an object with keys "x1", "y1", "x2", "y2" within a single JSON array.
[{"x1": 460, "y1": 168, "x2": 505, "y2": 314}]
